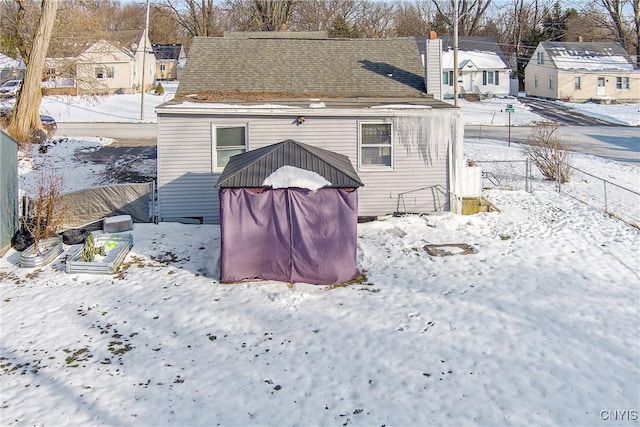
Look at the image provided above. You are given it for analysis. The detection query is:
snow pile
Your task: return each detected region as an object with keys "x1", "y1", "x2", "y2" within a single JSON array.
[{"x1": 263, "y1": 165, "x2": 331, "y2": 190}]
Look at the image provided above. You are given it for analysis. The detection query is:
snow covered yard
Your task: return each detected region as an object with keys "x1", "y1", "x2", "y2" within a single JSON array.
[
  {"x1": 1, "y1": 88, "x2": 639, "y2": 426},
  {"x1": 1, "y1": 148, "x2": 639, "y2": 426}
]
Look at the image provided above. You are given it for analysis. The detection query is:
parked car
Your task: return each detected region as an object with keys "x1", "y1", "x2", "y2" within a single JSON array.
[
  {"x1": 0, "y1": 108, "x2": 57, "y2": 137},
  {"x1": 0, "y1": 79, "x2": 22, "y2": 97}
]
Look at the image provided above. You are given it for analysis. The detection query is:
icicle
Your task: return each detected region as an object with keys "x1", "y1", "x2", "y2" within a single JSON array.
[{"x1": 393, "y1": 113, "x2": 450, "y2": 166}]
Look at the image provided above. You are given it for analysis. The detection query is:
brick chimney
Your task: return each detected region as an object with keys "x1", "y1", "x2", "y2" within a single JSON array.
[
  {"x1": 578, "y1": 36, "x2": 583, "y2": 43},
  {"x1": 429, "y1": 30, "x2": 438, "y2": 40}
]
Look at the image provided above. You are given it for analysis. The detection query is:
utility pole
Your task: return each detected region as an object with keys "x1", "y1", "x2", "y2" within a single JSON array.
[
  {"x1": 453, "y1": 1, "x2": 459, "y2": 107},
  {"x1": 140, "y1": 0, "x2": 150, "y2": 121}
]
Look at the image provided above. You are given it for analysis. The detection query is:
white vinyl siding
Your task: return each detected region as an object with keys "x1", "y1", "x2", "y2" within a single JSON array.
[{"x1": 157, "y1": 111, "x2": 457, "y2": 223}]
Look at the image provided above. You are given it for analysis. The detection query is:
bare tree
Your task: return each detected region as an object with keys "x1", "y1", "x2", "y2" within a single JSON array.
[
  {"x1": 292, "y1": 0, "x2": 364, "y2": 32},
  {"x1": 162, "y1": 0, "x2": 220, "y2": 37},
  {"x1": 431, "y1": 0, "x2": 493, "y2": 35},
  {"x1": 354, "y1": 0, "x2": 396, "y2": 38},
  {"x1": 251, "y1": 0, "x2": 295, "y2": 31},
  {"x1": 393, "y1": 0, "x2": 433, "y2": 36},
  {"x1": 8, "y1": 0, "x2": 58, "y2": 144}
]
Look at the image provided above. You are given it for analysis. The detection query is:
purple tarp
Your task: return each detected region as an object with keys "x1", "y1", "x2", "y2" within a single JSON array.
[{"x1": 219, "y1": 187, "x2": 359, "y2": 285}]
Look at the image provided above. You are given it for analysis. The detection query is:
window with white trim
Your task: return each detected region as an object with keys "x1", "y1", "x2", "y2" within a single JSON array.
[
  {"x1": 95, "y1": 66, "x2": 114, "y2": 79},
  {"x1": 549, "y1": 76, "x2": 554, "y2": 89},
  {"x1": 534, "y1": 75, "x2": 538, "y2": 88},
  {"x1": 213, "y1": 125, "x2": 247, "y2": 170},
  {"x1": 574, "y1": 76, "x2": 581, "y2": 90},
  {"x1": 443, "y1": 70, "x2": 453, "y2": 86},
  {"x1": 160, "y1": 63, "x2": 166, "y2": 71},
  {"x1": 616, "y1": 76, "x2": 630, "y2": 90},
  {"x1": 537, "y1": 52, "x2": 544, "y2": 64},
  {"x1": 360, "y1": 122, "x2": 392, "y2": 168}
]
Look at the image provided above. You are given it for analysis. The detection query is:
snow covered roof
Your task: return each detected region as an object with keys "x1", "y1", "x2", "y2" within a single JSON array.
[
  {"x1": 541, "y1": 42, "x2": 637, "y2": 71},
  {"x1": 0, "y1": 53, "x2": 24, "y2": 69},
  {"x1": 442, "y1": 49, "x2": 509, "y2": 70}
]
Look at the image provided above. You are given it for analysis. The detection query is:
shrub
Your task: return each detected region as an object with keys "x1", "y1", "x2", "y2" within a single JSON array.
[
  {"x1": 522, "y1": 122, "x2": 573, "y2": 183},
  {"x1": 154, "y1": 83, "x2": 164, "y2": 95}
]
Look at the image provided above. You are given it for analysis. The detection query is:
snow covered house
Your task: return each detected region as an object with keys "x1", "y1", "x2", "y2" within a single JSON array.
[
  {"x1": 155, "y1": 33, "x2": 464, "y2": 224},
  {"x1": 151, "y1": 44, "x2": 186, "y2": 81},
  {"x1": 524, "y1": 41, "x2": 640, "y2": 102},
  {"x1": 74, "y1": 31, "x2": 156, "y2": 95},
  {"x1": 440, "y1": 36, "x2": 513, "y2": 99}
]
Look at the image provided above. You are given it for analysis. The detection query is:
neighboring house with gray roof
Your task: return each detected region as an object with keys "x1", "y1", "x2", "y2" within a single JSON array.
[
  {"x1": 525, "y1": 41, "x2": 640, "y2": 102},
  {"x1": 155, "y1": 33, "x2": 464, "y2": 224},
  {"x1": 420, "y1": 35, "x2": 514, "y2": 99}
]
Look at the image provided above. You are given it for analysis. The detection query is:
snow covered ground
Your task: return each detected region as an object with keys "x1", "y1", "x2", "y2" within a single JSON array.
[{"x1": 1, "y1": 88, "x2": 639, "y2": 427}]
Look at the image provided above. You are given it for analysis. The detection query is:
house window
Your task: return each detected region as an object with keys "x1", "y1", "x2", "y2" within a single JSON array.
[
  {"x1": 160, "y1": 64, "x2": 166, "y2": 72},
  {"x1": 549, "y1": 76, "x2": 554, "y2": 89},
  {"x1": 534, "y1": 75, "x2": 539, "y2": 88},
  {"x1": 443, "y1": 70, "x2": 453, "y2": 86},
  {"x1": 360, "y1": 123, "x2": 392, "y2": 168},
  {"x1": 483, "y1": 70, "x2": 498, "y2": 85},
  {"x1": 574, "y1": 76, "x2": 581, "y2": 90},
  {"x1": 95, "y1": 66, "x2": 114, "y2": 79},
  {"x1": 537, "y1": 52, "x2": 544, "y2": 64},
  {"x1": 616, "y1": 77, "x2": 630, "y2": 90},
  {"x1": 214, "y1": 125, "x2": 247, "y2": 170}
]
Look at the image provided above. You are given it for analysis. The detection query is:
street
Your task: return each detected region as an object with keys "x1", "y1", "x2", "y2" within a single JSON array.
[{"x1": 465, "y1": 124, "x2": 639, "y2": 164}]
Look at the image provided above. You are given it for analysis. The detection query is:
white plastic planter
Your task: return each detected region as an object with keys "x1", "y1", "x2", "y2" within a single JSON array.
[
  {"x1": 66, "y1": 233, "x2": 133, "y2": 274},
  {"x1": 19, "y1": 236, "x2": 63, "y2": 268}
]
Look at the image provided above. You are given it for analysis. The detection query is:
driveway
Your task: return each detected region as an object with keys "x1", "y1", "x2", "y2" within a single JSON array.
[{"x1": 518, "y1": 97, "x2": 620, "y2": 126}]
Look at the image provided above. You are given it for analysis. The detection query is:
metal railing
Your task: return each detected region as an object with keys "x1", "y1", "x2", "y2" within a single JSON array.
[{"x1": 395, "y1": 184, "x2": 460, "y2": 215}]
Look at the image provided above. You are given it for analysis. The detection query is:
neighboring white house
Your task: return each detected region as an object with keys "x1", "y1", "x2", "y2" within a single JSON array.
[
  {"x1": 74, "y1": 31, "x2": 156, "y2": 95},
  {"x1": 155, "y1": 34, "x2": 465, "y2": 224},
  {"x1": 440, "y1": 36, "x2": 513, "y2": 99},
  {"x1": 524, "y1": 41, "x2": 640, "y2": 102}
]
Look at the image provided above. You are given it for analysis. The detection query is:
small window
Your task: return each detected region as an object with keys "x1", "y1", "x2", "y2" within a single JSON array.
[
  {"x1": 617, "y1": 76, "x2": 630, "y2": 90},
  {"x1": 214, "y1": 125, "x2": 246, "y2": 170},
  {"x1": 537, "y1": 52, "x2": 544, "y2": 64},
  {"x1": 360, "y1": 123, "x2": 392, "y2": 168},
  {"x1": 534, "y1": 75, "x2": 539, "y2": 88},
  {"x1": 443, "y1": 70, "x2": 453, "y2": 86},
  {"x1": 160, "y1": 64, "x2": 166, "y2": 71},
  {"x1": 574, "y1": 76, "x2": 581, "y2": 90},
  {"x1": 95, "y1": 66, "x2": 114, "y2": 79},
  {"x1": 549, "y1": 76, "x2": 554, "y2": 89}
]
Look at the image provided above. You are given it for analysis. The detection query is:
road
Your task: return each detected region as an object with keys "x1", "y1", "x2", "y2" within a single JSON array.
[
  {"x1": 56, "y1": 122, "x2": 157, "y2": 146},
  {"x1": 518, "y1": 97, "x2": 619, "y2": 126},
  {"x1": 465, "y1": 125, "x2": 640, "y2": 164},
  {"x1": 57, "y1": 122, "x2": 640, "y2": 164}
]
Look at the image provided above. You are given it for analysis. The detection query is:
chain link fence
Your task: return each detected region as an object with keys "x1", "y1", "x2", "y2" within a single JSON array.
[
  {"x1": 557, "y1": 162, "x2": 640, "y2": 229},
  {"x1": 474, "y1": 160, "x2": 531, "y2": 192},
  {"x1": 475, "y1": 158, "x2": 639, "y2": 229}
]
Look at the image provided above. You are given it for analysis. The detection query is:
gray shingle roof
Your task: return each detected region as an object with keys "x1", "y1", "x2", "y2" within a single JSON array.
[
  {"x1": 178, "y1": 36, "x2": 429, "y2": 99},
  {"x1": 216, "y1": 139, "x2": 363, "y2": 188}
]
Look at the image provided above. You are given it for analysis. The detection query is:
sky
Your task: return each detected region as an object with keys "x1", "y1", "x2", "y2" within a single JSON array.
[{"x1": 0, "y1": 89, "x2": 639, "y2": 426}]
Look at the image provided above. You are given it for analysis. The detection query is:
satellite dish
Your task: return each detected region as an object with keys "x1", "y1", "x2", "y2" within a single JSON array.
[{"x1": 131, "y1": 43, "x2": 138, "y2": 51}]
